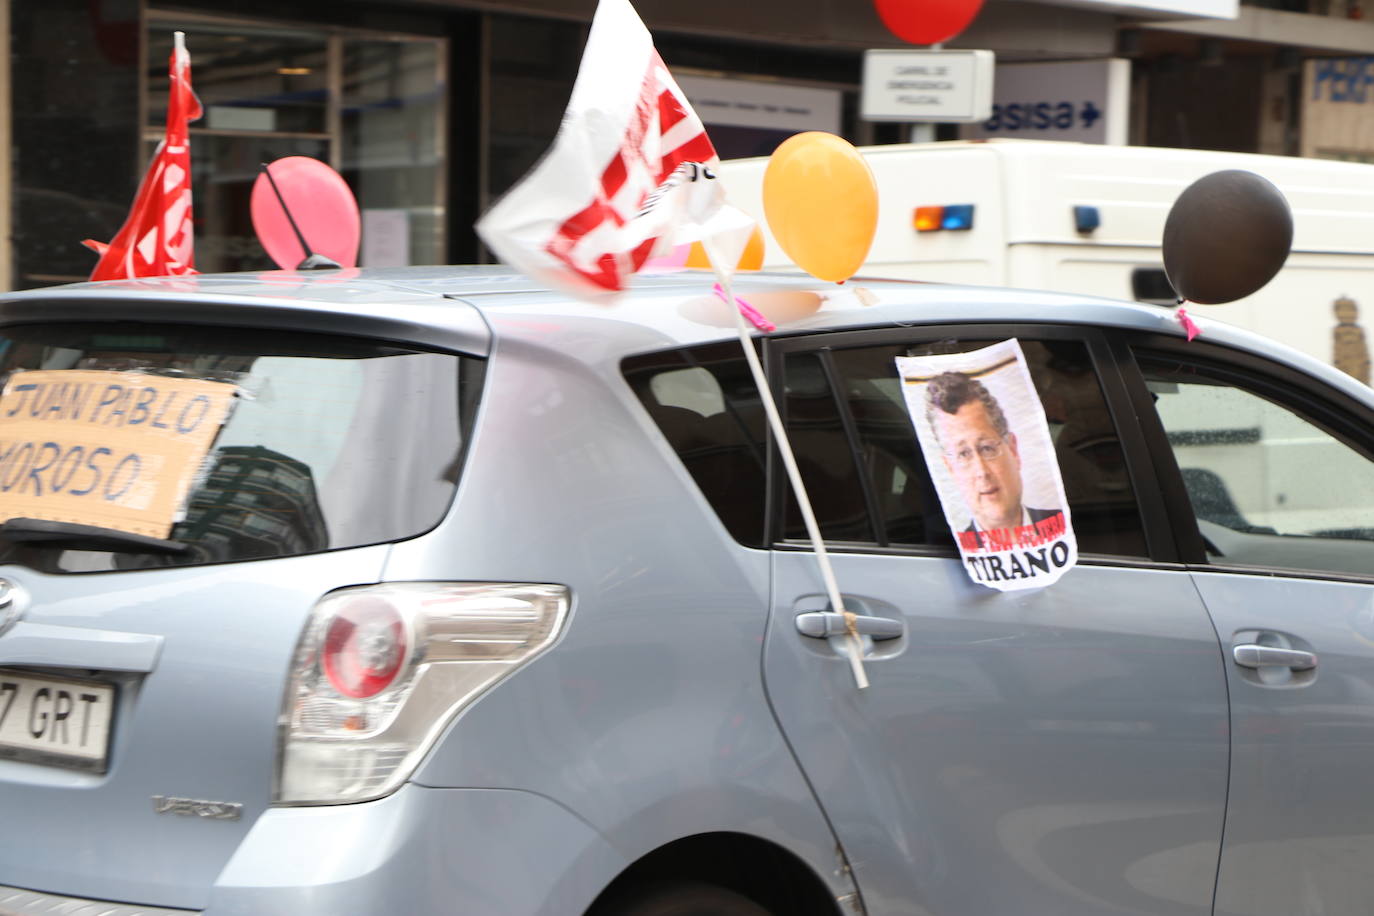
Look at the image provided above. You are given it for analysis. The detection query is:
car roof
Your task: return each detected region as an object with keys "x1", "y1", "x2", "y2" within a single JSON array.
[{"x1": 3, "y1": 265, "x2": 1369, "y2": 407}]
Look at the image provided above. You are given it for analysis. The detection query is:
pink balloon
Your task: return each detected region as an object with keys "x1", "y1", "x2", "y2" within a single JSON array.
[{"x1": 251, "y1": 157, "x2": 360, "y2": 270}]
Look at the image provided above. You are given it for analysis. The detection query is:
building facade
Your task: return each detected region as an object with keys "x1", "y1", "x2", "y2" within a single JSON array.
[{"x1": 6, "y1": 0, "x2": 1374, "y2": 289}]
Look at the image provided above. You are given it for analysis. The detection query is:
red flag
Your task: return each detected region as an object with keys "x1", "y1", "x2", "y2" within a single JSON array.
[{"x1": 84, "y1": 31, "x2": 202, "y2": 280}]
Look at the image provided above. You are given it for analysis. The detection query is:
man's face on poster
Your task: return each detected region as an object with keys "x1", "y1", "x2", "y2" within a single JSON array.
[{"x1": 934, "y1": 399, "x2": 1024, "y2": 531}]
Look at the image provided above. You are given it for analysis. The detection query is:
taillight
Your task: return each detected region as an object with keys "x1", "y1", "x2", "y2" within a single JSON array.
[
  {"x1": 276, "y1": 582, "x2": 570, "y2": 805},
  {"x1": 321, "y1": 596, "x2": 408, "y2": 698}
]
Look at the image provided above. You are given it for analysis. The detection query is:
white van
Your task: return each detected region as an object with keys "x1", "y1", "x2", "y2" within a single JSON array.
[{"x1": 717, "y1": 139, "x2": 1374, "y2": 377}]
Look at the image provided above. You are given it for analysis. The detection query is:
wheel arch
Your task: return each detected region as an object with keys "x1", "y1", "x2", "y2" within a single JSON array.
[{"x1": 584, "y1": 831, "x2": 854, "y2": 916}]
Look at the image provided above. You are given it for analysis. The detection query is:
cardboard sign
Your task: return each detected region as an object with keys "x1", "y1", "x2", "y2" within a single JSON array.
[
  {"x1": 896, "y1": 340, "x2": 1077, "y2": 591},
  {"x1": 0, "y1": 370, "x2": 237, "y2": 539}
]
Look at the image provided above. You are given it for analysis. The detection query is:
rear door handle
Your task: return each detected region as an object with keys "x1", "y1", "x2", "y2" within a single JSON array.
[
  {"x1": 1233, "y1": 644, "x2": 1317, "y2": 671},
  {"x1": 795, "y1": 611, "x2": 903, "y2": 641}
]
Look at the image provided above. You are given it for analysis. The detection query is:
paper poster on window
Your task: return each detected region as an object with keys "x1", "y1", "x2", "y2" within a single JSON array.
[
  {"x1": 896, "y1": 340, "x2": 1076, "y2": 590},
  {"x1": 0, "y1": 370, "x2": 238, "y2": 540}
]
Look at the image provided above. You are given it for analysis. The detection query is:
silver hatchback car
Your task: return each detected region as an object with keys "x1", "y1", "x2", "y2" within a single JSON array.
[{"x1": 0, "y1": 266, "x2": 1372, "y2": 916}]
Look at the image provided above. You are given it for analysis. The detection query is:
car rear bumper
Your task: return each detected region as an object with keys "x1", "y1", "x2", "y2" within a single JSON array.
[
  {"x1": 4, "y1": 785, "x2": 625, "y2": 916},
  {"x1": 206, "y1": 784, "x2": 625, "y2": 916}
]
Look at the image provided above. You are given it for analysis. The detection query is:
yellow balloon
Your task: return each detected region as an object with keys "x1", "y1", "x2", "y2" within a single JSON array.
[
  {"x1": 684, "y1": 225, "x2": 766, "y2": 271},
  {"x1": 762, "y1": 132, "x2": 878, "y2": 283}
]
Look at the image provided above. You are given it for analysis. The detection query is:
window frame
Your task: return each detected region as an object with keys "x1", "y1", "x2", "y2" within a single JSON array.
[
  {"x1": 1120, "y1": 332, "x2": 1374, "y2": 584},
  {"x1": 762, "y1": 322, "x2": 1183, "y2": 566}
]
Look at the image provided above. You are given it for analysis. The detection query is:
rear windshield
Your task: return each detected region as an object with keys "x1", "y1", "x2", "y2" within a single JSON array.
[{"x1": 0, "y1": 322, "x2": 482, "y2": 573}]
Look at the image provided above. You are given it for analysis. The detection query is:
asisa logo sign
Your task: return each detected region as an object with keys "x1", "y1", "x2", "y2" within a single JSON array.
[
  {"x1": 983, "y1": 101, "x2": 1101, "y2": 132},
  {"x1": 961, "y1": 59, "x2": 1129, "y2": 145}
]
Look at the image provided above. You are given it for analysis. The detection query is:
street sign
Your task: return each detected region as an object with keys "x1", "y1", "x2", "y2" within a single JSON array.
[
  {"x1": 1301, "y1": 58, "x2": 1374, "y2": 160},
  {"x1": 861, "y1": 49, "x2": 995, "y2": 124}
]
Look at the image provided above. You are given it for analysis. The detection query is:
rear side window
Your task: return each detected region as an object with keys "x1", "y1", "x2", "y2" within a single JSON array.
[
  {"x1": 0, "y1": 323, "x2": 482, "y2": 573},
  {"x1": 623, "y1": 342, "x2": 768, "y2": 547}
]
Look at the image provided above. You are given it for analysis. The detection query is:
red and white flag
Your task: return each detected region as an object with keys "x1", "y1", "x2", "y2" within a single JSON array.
[
  {"x1": 84, "y1": 31, "x2": 202, "y2": 280},
  {"x1": 476, "y1": 0, "x2": 752, "y2": 301}
]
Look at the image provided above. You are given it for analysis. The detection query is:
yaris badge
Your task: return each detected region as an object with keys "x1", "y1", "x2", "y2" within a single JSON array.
[{"x1": 152, "y1": 795, "x2": 243, "y2": 821}]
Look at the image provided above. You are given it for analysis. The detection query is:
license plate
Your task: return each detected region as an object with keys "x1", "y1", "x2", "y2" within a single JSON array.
[{"x1": 0, "y1": 669, "x2": 115, "y2": 773}]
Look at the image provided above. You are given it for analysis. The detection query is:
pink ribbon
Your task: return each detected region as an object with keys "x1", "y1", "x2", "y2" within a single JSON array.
[
  {"x1": 713, "y1": 283, "x2": 776, "y2": 332},
  {"x1": 1176, "y1": 306, "x2": 1200, "y2": 342}
]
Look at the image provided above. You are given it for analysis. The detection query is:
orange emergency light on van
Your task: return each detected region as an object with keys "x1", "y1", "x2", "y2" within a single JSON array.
[{"x1": 913, "y1": 204, "x2": 975, "y2": 232}]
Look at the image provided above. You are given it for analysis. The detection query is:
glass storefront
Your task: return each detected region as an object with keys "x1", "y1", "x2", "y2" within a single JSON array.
[
  {"x1": 342, "y1": 38, "x2": 446, "y2": 268},
  {"x1": 11, "y1": 0, "x2": 141, "y2": 288},
  {"x1": 484, "y1": 14, "x2": 583, "y2": 210},
  {"x1": 8, "y1": 2, "x2": 857, "y2": 288},
  {"x1": 481, "y1": 14, "x2": 854, "y2": 207},
  {"x1": 143, "y1": 15, "x2": 446, "y2": 274}
]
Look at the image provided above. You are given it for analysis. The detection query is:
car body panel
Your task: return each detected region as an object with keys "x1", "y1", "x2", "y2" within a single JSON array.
[
  {"x1": 0, "y1": 546, "x2": 390, "y2": 909},
  {"x1": 6, "y1": 266, "x2": 1370, "y2": 411},
  {"x1": 391, "y1": 316, "x2": 850, "y2": 897},
  {"x1": 0, "y1": 274, "x2": 492, "y2": 357},
  {"x1": 208, "y1": 785, "x2": 625, "y2": 916},
  {"x1": 1197, "y1": 572, "x2": 1374, "y2": 916},
  {"x1": 768, "y1": 551, "x2": 1230, "y2": 916}
]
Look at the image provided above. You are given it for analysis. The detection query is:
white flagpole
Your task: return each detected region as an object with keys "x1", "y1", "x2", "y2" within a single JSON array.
[{"x1": 716, "y1": 272, "x2": 869, "y2": 690}]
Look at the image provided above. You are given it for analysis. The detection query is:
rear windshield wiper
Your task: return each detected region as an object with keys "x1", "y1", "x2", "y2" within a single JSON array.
[{"x1": 0, "y1": 518, "x2": 189, "y2": 554}]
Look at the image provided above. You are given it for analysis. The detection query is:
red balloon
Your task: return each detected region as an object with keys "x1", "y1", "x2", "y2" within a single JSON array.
[
  {"x1": 873, "y1": 0, "x2": 984, "y2": 45},
  {"x1": 251, "y1": 157, "x2": 360, "y2": 270}
]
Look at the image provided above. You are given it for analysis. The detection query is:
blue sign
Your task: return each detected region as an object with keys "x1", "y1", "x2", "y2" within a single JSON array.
[{"x1": 1311, "y1": 58, "x2": 1374, "y2": 103}]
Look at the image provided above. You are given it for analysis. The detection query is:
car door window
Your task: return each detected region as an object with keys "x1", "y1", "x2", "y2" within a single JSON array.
[
  {"x1": 1138, "y1": 353, "x2": 1374, "y2": 577},
  {"x1": 779, "y1": 351, "x2": 877, "y2": 544},
  {"x1": 781, "y1": 336, "x2": 1149, "y2": 558}
]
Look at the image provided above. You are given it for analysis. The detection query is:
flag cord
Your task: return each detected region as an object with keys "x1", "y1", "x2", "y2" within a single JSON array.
[{"x1": 718, "y1": 273, "x2": 869, "y2": 690}]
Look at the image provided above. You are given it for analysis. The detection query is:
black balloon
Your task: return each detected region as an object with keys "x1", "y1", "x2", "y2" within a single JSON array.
[{"x1": 1162, "y1": 169, "x2": 1293, "y2": 305}]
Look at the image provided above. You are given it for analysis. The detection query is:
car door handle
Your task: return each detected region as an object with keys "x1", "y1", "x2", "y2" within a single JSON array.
[
  {"x1": 1233, "y1": 644, "x2": 1317, "y2": 671},
  {"x1": 795, "y1": 611, "x2": 904, "y2": 641}
]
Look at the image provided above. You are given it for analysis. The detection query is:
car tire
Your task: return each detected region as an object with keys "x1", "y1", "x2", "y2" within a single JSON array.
[{"x1": 592, "y1": 880, "x2": 774, "y2": 916}]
